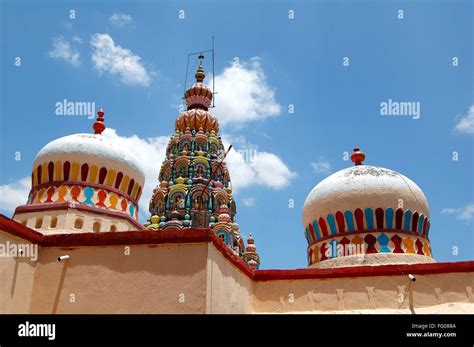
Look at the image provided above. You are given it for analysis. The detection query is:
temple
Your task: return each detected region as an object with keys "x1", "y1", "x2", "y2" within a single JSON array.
[
  {"x1": 0, "y1": 56, "x2": 473, "y2": 314},
  {"x1": 145, "y1": 57, "x2": 252, "y2": 265}
]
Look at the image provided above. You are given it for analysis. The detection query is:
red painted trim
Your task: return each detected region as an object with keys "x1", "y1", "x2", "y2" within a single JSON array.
[
  {"x1": 1, "y1": 214, "x2": 472, "y2": 282},
  {"x1": 40, "y1": 228, "x2": 212, "y2": 247},
  {"x1": 207, "y1": 231, "x2": 254, "y2": 278},
  {"x1": 0, "y1": 214, "x2": 44, "y2": 243},
  {"x1": 254, "y1": 261, "x2": 474, "y2": 281},
  {"x1": 14, "y1": 202, "x2": 144, "y2": 230}
]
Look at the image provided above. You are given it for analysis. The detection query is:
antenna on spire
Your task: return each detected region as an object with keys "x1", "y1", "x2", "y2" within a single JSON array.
[
  {"x1": 182, "y1": 37, "x2": 217, "y2": 108},
  {"x1": 212, "y1": 36, "x2": 216, "y2": 108}
]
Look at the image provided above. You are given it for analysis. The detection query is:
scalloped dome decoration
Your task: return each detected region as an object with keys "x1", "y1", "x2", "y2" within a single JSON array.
[
  {"x1": 175, "y1": 109, "x2": 219, "y2": 133},
  {"x1": 302, "y1": 147, "x2": 433, "y2": 268}
]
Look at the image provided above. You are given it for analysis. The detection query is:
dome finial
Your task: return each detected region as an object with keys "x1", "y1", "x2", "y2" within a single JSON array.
[
  {"x1": 93, "y1": 108, "x2": 106, "y2": 135},
  {"x1": 195, "y1": 53, "x2": 205, "y2": 83},
  {"x1": 351, "y1": 147, "x2": 365, "y2": 166}
]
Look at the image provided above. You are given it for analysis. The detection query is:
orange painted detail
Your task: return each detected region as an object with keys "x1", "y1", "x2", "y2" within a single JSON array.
[
  {"x1": 56, "y1": 186, "x2": 67, "y2": 202},
  {"x1": 33, "y1": 169, "x2": 38, "y2": 187},
  {"x1": 89, "y1": 165, "x2": 98, "y2": 183},
  {"x1": 36, "y1": 189, "x2": 45, "y2": 203},
  {"x1": 45, "y1": 187, "x2": 55, "y2": 203},
  {"x1": 71, "y1": 162, "x2": 80, "y2": 180},
  {"x1": 54, "y1": 161, "x2": 62, "y2": 181},
  {"x1": 120, "y1": 198, "x2": 127, "y2": 211},
  {"x1": 96, "y1": 190, "x2": 107, "y2": 207},
  {"x1": 403, "y1": 237, "x2": 415, "y2": 254},
  {"x1": 71, "y1": 186, "x2": 81, "y2": 201},
  {"x1": 424, "y1": 242, "x2": 431, "y2": 257},
  {"x1": 313, "y1": 244, "x2": 320, "y2": 263},
  {"x1": 108, "y1": 194, "x2": 118, "y2": 209},
  {"x1": 42, "y1": 164, "x2": 48, "y2": 185}
]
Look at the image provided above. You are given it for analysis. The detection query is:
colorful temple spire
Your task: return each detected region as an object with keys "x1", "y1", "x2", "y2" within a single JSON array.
[{"x1": 148, "y1": 55, "x2": 259, "y2": 264}]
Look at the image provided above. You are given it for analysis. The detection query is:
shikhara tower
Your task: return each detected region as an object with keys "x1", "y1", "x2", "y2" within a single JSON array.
[{"x1": 146, "y1": 56, "x2": 260, "y2": 269}]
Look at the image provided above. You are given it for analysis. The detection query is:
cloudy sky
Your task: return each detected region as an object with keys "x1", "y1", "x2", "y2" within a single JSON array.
[{"x1": 0, "y1": 0, "x2": 472, "y2": 269}]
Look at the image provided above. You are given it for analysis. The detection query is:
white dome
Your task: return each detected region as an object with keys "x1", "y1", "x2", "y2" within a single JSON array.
[
  {"x1": 34, "y1": 133, "x2": 145, "y2": 177},
  {"x1": 303, "y1": 165, "x2": 429, "y2": 228}
]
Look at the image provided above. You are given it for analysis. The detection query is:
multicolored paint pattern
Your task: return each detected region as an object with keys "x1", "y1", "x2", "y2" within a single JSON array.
[
  {"x1": 307, "y1": 231, "x2": 433, "y2": 266},
  {"x1": 147, "y1": 57, "x2": 258, "y2": 265},
  {"x1": 303, "y1": 148, "x2": 434, "y2": 267},
  {"x1": 304, "y1": 207, "x2": 431, "y2": 244},
  {"x1": 31, "y1": 160, "x2": 142, "y2": 202},
  {"x1": 22, "y1": 110, "x2": 142, "y2": 221}
]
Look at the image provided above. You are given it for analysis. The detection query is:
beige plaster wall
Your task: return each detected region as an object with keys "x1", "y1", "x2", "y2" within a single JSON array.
[
  {"x1": 205, "y1": 244, "x2": 253, "y2": 313},
  {"x1": 0, "y1": 231, "x2": 37, "y2": 313},
  {"x1": 1, "y1": 226, "x2": 473, "y2": 314},
  {"x1": 28, "y1": 242, "x2": 209, "y2": 313},
  {"x1": 253, "y1": 272, "x2": 474, "y2": 313}
]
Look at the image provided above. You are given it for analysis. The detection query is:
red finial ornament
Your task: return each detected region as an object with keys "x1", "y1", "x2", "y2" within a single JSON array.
[
  {"x1": 351, "y1": 147, "x2": 366, "y2": 166},
  {"x1": 93, "y1": 108, "x2": 106, "y2": 135}
]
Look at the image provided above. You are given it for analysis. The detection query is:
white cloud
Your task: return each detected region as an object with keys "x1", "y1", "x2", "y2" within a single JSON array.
[
  {"x1": 441, "y1": 203, "x2": 474, "y2": 222},
  {"x1": 458, "y1": 204, "x2": 474, "y2": 221},
  {"x1": 310, "y1": 160, "x2": 331, "y2": 174},
  {"x1": 0, "y1": 130, "x2": 294, "y2": 222},
  {"x1": 210, "y1": 57, "x2": 281, "y2": 126},
  {"x1": 72, "y1": 36, "x2": 83, "y2": 44},
  {"x1": 102, "y1": 128, "x2": 168, "y2": 220},
  {"x1": 90, "y1": 33, "x2": 151, "y2": 87},
  {"x1": 0, "y1": 177, "x2": 30, "y2": 215},
  {"x1": 222, "y1": 134, "x2": 296, "y2": 192},
  {"x1": 455, "y1": 105, "x2": 474, "y2": 134},
  {"x1": 103, "y1": 130, "x2": 294, "y2": 220},
  {"x1": 441, "y1": 208, "x2": 456, "y2": 214},
  {"x1": 109, "y1": 13, "x2": 133, "y2": 27},
  {"x1": 241, "y1": 197, "x2": 256, "y2": 207},
  {"x1": 49, "y1": 36, "x2": 80, "y2": 67}
]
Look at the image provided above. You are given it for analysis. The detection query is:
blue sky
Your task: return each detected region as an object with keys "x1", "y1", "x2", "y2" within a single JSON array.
[{"x1": 0, "y1": 0, "x2": 473, "y2": 269}]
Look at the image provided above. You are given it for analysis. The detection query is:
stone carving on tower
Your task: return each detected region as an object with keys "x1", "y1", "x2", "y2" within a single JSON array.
[{"x1": 148, "y1": 55, "x2": 258, "y2": 262}]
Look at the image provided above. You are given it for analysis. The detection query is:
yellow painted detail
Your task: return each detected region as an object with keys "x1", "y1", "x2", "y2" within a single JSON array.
[
  {"x1": 71, "y1": 162, "x2": 80, "y2": 181},
  {"x1": 89, "y1": 165, "x2": 98, "y2": 183},
  {"x1": 120, "y1": 176, "x2": 130, "y2": 193},
  {"x1": 106, "y1": 169, "x2": 116, "y2": 187}
]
